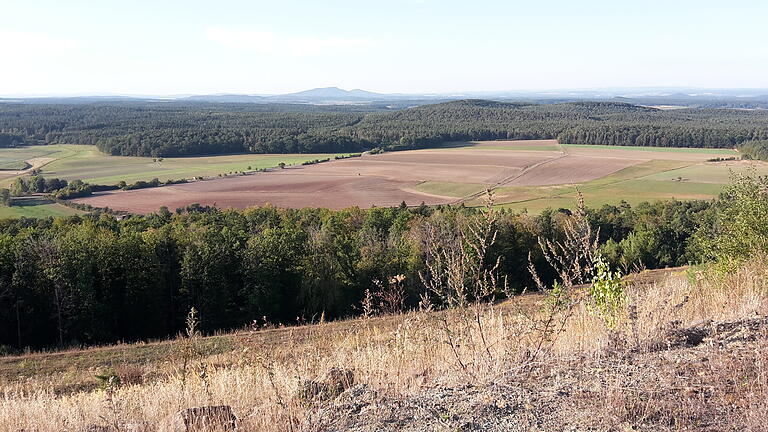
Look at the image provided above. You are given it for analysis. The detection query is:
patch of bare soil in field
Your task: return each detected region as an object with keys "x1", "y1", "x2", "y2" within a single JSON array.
[
  {"x1": 565, "y1": 147, "x2": 734, "y2": 162},
  {"x1": 74, "y1": 173, "x2": 451, "y2": 213},
  {"x1": 506, "y1": 155, "x2": 645, "y2": 186}
]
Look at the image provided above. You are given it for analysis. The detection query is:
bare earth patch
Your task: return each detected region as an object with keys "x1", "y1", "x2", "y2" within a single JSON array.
[
  {"x1": 565, "y1": 146, "x2": 736, "y2": 162},
  {"x1": 73, "y1": 144, "x2": 568, "y2": 212},
  {"x1": 506, "y1": 155, "x2": 646, "y2": 186},
  {"x1": 75, "y1": 173, "x2": 451, "y2": 213}
]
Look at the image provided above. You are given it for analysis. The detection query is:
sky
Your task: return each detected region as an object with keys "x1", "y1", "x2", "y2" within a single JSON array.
[{"x1": 1, "y1": 0, "x2": 767, "y2": 96}]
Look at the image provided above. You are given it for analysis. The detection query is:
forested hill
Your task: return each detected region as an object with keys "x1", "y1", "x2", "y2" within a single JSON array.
[{"x1": 1, "y1": 100, "x2": 767, "y2": 157}]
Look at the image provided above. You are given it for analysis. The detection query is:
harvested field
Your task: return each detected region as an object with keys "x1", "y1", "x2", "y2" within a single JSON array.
[
  {"x1": 75, "y1": 172, "x2": 449, "y2": 212},
  {"x1": 61, "y1": 140, "x2": 755, "y2": 214},
  {"x1": 505, "y1": 154, "x2": 645, "y2": 186},
  {"x1": 441, "y1": 140, "x2": 564, "y2": 151},
  {"x1": 70, "y1": 141, "x2": 585, "y2": 213},
  {"x1": 307, "y1": 150, "x2": 556, "y2": 184}
]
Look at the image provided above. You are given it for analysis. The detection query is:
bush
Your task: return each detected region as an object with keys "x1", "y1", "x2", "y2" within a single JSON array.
[
  {"x1": 0, "y1": 188, "x2": 10, "y2": 207},
  {"x1": 52, "y1": 180, "x2": 94, "y2": 199},
  {"x1": 692, "y1": 170, "x2": 768, "y2": 271},
  {"x1": 587, "y1": 254, "x2": 625, "y2": 328}
]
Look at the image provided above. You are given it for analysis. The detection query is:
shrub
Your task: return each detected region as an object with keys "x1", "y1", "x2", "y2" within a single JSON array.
[
  {"x1": 739, "y1": 140, "x2": 768, "y2": 161},
  {"x1": 692, "y1": 170, "x2": 768, "y2": 271},
  {"x1": 587, "y1": 254, "x2": 625, "y2": 328}
]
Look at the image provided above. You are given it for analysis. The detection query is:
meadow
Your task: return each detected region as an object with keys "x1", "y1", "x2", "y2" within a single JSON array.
[
  {"x1": 0, "y1": 196, "x2": 81, "y2": 219},
  {"x1": 0, "y1": 145, "x2": 352, "y2": 186}
]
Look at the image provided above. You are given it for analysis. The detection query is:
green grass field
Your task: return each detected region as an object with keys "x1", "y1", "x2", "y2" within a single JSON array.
[
  {"x1": 0, "y1": 160, "x2": 30, "y2": 170},
  {"x1": 492, "y1": 160, "x2": 763, "y2": 212},
  {"x1": 642, "y1": 162, "x2": 768, "y2": 184},
  {"x1": 0, "y1": 196, "x2": 82, "y2": 219},
  {"x1": 0, "y1": 146, "x2": 66, "y2": 166},
  {"x1": 0, "y1": 145, "x2": 352, "y2": 186},
  {"x1": 562, "y1": 144, "x2": 739, "y2": 155}
]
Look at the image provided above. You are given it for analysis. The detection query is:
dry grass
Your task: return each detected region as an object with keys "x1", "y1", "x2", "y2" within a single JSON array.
[{"x1": 1, "y1": 260, "x2": 767, "y2": 431}]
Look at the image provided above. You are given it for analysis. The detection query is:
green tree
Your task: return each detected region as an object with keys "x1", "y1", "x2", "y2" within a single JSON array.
[
  {"x1": 693, "y1": 170, "x2": 768, "y2": 270},
  {"x1": 0, "y1": 188, "x2": 10, "y2": 206},
  {"x1": 10, "y1": 178, "x2": 28, "y2": 197},
  {"x1": 28, "y1": 176, "x2": 46, "y2": 193}
]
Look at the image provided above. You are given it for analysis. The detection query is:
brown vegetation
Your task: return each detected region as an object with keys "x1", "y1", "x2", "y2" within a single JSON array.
[{"x1": 1, "y1": 252, "x2": 766, "y2": 431}]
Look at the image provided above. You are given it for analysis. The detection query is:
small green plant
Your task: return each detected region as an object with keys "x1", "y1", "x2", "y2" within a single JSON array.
[
  {"x1": 587, "y1": 254, "x2": 625, "y2": 328},
  {"x1": 98, "y1": 374, "x2": 123, "y2": 432},
  {"x1": 545, "y1": 281, "x2": 572, "y2": 312},
  {"x1": 94, "y1": 370, "x2": 121, "y2": 389},
  {"x1": 175, "y1": 307, "x2": 203, "y2": 404}
]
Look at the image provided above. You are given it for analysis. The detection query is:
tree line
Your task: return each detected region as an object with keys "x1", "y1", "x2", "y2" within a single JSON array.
[
  {"x1": 2, "y1": 100, "x2": 768, "y2": 157},
  {"x1": 0, "y1": 198, "x2": 714, "y2": 351},
  {"x1": 738, "y1": 140, "x2": 768, "y2": 161}
]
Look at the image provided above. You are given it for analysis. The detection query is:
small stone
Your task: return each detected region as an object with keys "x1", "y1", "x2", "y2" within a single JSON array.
[
  {"x1": 324, "y1": 367, "x2": 355, "y2": 395},
  {"x1": 163, "y1": 405, "x2": 237, "y2": 432},
  {"x1": 78, "y1": 426, "x2": 110, "y2": 432},
  {"x1": 121, "y1": 421, "x2": 154, "y2": 432},
  {"x1": 297, "y1": 379, "x2": 330, "y2": 401}
]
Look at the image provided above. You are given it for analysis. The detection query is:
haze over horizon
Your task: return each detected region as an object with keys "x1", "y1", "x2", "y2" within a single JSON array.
[{"x1": 1, "y1": 0, "x2": 767, "y2": 97}]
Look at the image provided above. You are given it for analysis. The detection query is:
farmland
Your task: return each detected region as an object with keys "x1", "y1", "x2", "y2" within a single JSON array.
[
  {"x1": 0, "y1": 145, "x2": 353, "y2": 186},
  {"x1": 0, "y1": 145, "x2": 353, "y2": 217},
  {"x1": 0, "y1": 196, "x2": 82, "y2": 219},
  {"x1": 0, "y1": 140, "x2": 762, "y2": 216},
  {"x1": 72, "y1": 140, "x2": 754, "y2": 214}
]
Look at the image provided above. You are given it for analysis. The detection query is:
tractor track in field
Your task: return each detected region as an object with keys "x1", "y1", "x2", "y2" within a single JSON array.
[{"x1": 450, "y1": 142, "x2": 571, "y2": 205}]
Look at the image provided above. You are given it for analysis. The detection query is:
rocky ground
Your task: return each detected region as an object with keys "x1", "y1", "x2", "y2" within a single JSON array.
[{"x1": 304, "y1": 316, "x2": 768, "y2": 432}]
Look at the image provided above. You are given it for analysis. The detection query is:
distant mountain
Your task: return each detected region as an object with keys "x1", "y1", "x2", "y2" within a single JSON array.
[
  {"x1": 4, "y1": 87, "x2": 768, "y2": 109},
  {"x1": 181, "y1": 94, "x2": 267, "y2": 103},
  {"x1": 269, "y1": 87, "x2": 393, "y2": 102}
]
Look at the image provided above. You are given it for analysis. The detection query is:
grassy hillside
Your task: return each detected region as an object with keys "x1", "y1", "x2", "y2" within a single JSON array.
[{"x1": 0, "y1": 261, "x2": 765, "y2": 431}]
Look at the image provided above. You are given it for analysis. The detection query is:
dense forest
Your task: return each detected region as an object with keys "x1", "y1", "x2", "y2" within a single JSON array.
[
  {"x1": 1, "y1": 100, "x2": 767, "y2": 156},
  {"x1": 0, "y1": 199, "x2": 712, "y2": 351}
]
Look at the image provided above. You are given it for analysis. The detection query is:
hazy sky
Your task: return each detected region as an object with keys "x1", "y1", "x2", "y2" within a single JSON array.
[{"x1": 1, "y1": 0, "x2": 766, "y2": 96}]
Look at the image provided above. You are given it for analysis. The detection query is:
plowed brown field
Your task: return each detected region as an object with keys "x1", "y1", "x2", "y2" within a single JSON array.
[{"x1": 73, "y1": 140, "x2": 737, "y2": 213}]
